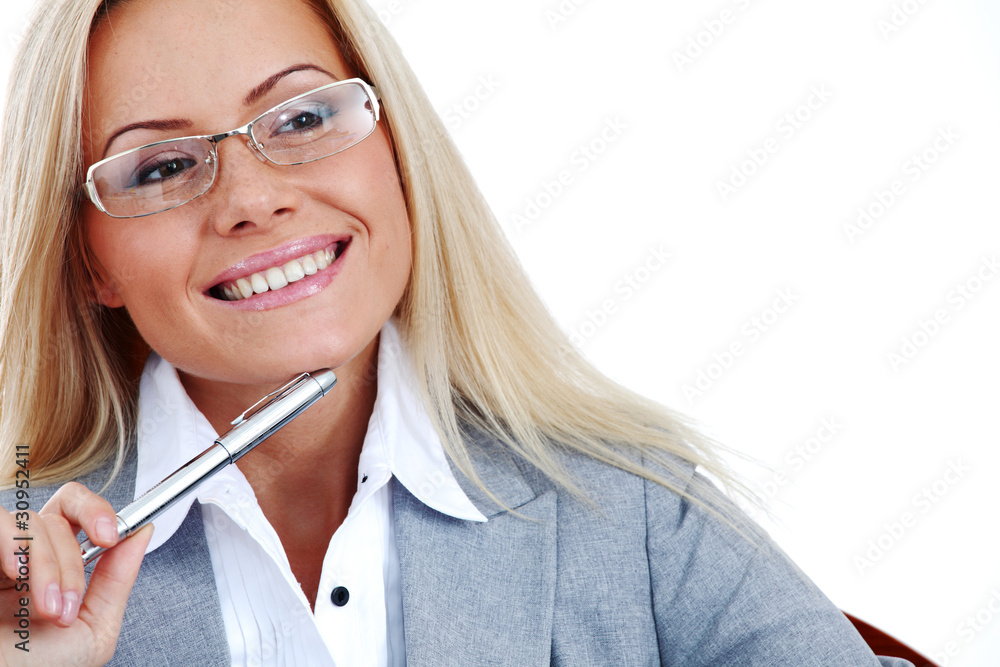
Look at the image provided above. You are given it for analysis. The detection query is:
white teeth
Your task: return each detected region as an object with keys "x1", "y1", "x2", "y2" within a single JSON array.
[
  {"x1": 236, "y1": 278, "x2": 254, "y2": 299},
  {"x1": 217, "y1": 243, "x2": 340, "y2": 301},
  {"x1": 314, "y1": 249, "x2": 329, "y2": 270},
  {"x1": 283, "y1": 259, "x2": 306, "y2": 283},
  {"x1": 250, "y1": 273, "x2": 269, "y2": 294},
  {"x1": 265, "y1": 267, "x2": 288, "y2": 291}
]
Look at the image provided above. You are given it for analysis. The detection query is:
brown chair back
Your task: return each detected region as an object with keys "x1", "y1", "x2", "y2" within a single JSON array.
[{"x1": 845, "y1": 612, "x2": 939, "y2": 666}]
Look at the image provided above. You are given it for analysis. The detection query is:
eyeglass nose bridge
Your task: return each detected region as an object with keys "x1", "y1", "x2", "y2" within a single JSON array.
[{"x1": 208, "y1": 123, "x2": 268, "y2": 164}]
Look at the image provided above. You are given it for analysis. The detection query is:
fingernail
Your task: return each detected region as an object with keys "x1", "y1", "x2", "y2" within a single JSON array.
[
  {"x1": 96, "y1": 515, "x2": 118, "y2": 543},
  {"x1": 59, "y1": 591, "x2": 80, "y2": 625},
  {"x1": 44, "y1": 583, "x2": 61, "y2": 616}
]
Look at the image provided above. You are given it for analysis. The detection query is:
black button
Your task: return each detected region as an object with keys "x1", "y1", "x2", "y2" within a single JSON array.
[{"x1": 331, "y1": 586, "x2": 350, "y2": 607}]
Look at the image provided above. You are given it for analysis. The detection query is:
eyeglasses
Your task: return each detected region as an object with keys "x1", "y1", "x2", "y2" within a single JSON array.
[{"x1": 83, "y1": 78, "x2": 380, "y2": 218}]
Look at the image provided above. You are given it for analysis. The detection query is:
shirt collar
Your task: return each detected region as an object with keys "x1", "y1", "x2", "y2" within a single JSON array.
[
  {"x1": 134, "y1": 318, "x2": 486, "y2": 554},
  {"x1": 362, "y1": 320, "x2": 486, "y2": 522}
]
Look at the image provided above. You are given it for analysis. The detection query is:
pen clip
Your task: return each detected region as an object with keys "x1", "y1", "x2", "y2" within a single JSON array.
[{"x1": 229, "y1": 372, "x2": 312, "y2": 427}]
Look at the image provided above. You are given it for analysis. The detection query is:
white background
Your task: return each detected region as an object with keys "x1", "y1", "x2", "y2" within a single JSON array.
[{"x1": 3, "y1": 0, "x2": 999, "y2": 664}]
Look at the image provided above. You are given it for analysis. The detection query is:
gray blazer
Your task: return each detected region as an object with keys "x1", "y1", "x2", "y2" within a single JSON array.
[{"x1": 4, "y1": 431, "x2": 913, "y2": 666}]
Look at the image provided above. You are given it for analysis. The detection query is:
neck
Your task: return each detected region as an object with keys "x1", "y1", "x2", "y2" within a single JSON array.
[{"x1": 177, "y1": 333, "x2": 380, "y2": 520}]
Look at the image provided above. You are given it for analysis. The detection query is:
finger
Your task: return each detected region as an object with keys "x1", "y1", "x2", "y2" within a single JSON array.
[
  {"x1": 42, "y1": 513, "x2": 87, "y2": 627},
  {"x1": 16, "y1": 513, "x2": 67, "y2": 622},
  {"x1": 76, "y1": 524, "x2": 153, "y2": 656},
  {"x1": 0, "y1": 509, "x2": 19, "y2": 588},
  {"x1": 40, "y1": 482, "x2": 119, "y2": 548}
]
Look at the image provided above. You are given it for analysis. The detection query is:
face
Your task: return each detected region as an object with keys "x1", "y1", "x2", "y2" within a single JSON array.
[{"x1": 82, "y1": 0, "x2": 411, "y2": 389}]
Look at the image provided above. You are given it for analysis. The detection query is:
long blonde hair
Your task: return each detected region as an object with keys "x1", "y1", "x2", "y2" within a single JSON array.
[{"x1": 0, "y1": 0, "x2": 752, "y2": 526}]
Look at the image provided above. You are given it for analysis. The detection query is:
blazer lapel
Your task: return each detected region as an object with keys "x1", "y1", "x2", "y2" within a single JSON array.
[
  {"x1": 394, "y1": 448, "x2": 557, "y2": 666},
  {"x1": 109, "y1": 502, "x2": 231, "y2": 665}
]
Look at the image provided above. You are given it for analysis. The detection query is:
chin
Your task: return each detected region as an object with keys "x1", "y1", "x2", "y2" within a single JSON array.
[{"x1": 252, "y1": 331, "x2": 380, "y2": 381}]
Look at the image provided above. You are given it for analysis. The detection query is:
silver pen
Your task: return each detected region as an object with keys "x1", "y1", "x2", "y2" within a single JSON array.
[{"x1": 79, "y1": 369, "x2": 337, "y2": 565}]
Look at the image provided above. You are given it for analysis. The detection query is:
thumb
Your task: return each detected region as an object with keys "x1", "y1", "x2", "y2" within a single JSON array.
[{"x1": 76, "y1": 524, "x2": 153, "y2": 641}]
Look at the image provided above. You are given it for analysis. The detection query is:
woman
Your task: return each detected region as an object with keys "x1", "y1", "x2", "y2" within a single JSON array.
[{"x1": 0, "y1": 0, "x2": 914, "y2": 664}]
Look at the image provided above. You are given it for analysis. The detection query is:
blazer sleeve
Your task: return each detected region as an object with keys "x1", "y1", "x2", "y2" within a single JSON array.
[{"x1": 644, "y1": 472, "x2": 915, "y2": 667}]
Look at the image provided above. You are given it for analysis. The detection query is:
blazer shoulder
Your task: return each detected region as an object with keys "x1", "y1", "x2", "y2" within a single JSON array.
[
  {"x1": 457, "y1": 423, "x2": 702, "y2": 527},
  {"x1": 641, "y1": 465, "x2": 899, "y2": 666}
]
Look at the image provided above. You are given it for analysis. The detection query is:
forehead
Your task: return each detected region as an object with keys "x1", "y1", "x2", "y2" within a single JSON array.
[{"x1": 84, "y1": 0, "x2": 349, "y2": 153}]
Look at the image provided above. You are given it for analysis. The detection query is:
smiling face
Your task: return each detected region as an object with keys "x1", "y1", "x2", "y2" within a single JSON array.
[{"x1": 82, "y1": 0, "x2": 411, "y2": 389}]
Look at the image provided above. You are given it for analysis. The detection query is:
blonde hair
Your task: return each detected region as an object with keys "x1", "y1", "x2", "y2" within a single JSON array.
[
  {"x1": 0, "y1": 0, "x2": 141, "y2": 485},
  {"x1": 1, "y1": 0, "x2": 754, "y2": 527}
]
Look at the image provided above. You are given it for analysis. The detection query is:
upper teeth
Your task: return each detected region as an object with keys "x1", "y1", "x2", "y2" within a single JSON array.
[{"x1": 217, "y1": 245, "x2": 336, "y2": 301}]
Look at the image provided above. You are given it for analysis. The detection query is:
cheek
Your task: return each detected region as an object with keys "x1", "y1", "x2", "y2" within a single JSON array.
[
  {"x1": 362, "y1": 129, "x2": 411, "y2": 242},
  {"x1": 83, "y1": 210, "x2": 192, "y2": 306},
  {"x1": 303, "y1": 127, "x2": 412, "y2": 271},
  {"x1": 381, "y1": 222, "x2": 412, "y2": 295},
  {"x1": 82, "y1": 210, "x2": 133, "y2": 305},
  {"x1": 369, "y1": 152, "x2": 412, "y2": 294}
]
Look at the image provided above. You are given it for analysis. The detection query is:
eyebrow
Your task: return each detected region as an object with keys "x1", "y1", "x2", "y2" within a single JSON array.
[
  {"x1": 102, "y1": 119, "x2": 193, "y2": 159},
  {"x1": 101, "y1": 64, "x2": 337, "y2": 159},
  {"x1": 242, "y1": 63, "x2": 336, "y2": 106}
]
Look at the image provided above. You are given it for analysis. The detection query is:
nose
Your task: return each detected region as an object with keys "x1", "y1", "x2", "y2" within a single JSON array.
[{"x1": 206, "y1": 134, "x2": 299, "y2": 236}]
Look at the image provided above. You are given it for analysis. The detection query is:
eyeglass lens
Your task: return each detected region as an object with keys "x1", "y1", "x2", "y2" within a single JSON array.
[{"x1": 90, "y1": 81, "x2": 377, "y2": 217}]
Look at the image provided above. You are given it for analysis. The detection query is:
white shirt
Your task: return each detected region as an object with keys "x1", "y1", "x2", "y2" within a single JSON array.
[{"x1": 134, "y1": 320, "x2": 487, "y2": 666}]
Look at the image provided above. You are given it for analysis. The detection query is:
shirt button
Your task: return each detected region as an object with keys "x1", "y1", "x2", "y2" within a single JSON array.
[{"x1": 331, "y1": 586, "x2": 350, "y2": 607}]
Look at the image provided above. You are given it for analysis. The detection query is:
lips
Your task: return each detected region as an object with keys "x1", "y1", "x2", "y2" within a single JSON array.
[{"x1": 208, "y1": 239, "x2": 348, "y2": 302}]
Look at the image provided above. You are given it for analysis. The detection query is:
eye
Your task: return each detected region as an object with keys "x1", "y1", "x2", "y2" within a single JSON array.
[
  {"x1": 281, "y1": 111, "x2": 325, "y2": 132},
  {"x1": 268, "y1": 103, "x2": 339, "y2": 138},
  {"x1": 130, "y1": 154, "x2": 199, "y2": 187}
]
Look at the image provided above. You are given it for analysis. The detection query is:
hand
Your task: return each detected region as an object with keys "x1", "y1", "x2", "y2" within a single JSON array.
[{"x1": 0, "y1": 482, "x2": 152, "y2": 666}]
